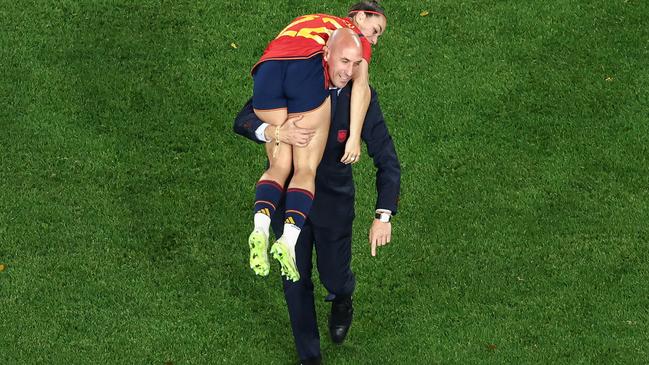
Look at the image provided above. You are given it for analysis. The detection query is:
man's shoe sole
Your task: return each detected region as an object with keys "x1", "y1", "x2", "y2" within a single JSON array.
[{"x1": 249, "y1": 229, "x2": 270, "y2": 276}]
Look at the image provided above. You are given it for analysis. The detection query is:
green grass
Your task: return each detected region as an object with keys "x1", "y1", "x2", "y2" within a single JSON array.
[{"x1": 1, "y1": 1, "x2": 648, "y2": 364}]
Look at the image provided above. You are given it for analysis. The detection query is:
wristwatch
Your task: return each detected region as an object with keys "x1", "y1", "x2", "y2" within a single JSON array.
[{"x1": 375, "y1": 211, "x2": 391, "y2": 223}]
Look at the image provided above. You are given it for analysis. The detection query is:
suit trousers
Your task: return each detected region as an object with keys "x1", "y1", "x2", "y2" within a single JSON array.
[{"x1": 271, "y1": 216, "x2": 356, "y2": 361}]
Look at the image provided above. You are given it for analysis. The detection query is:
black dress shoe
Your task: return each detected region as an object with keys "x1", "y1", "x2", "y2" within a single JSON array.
[
  {"x1": 329, "y1": 296, "x2": 353, "y2": 344},
  {"x1": 299, "y1": 355, "x2": 322, "y2": 365}
]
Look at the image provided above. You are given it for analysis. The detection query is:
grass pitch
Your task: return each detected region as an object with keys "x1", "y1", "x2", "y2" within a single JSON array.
[{"x1": 1, "y1": 1, "x2": 648, "y2": 364}]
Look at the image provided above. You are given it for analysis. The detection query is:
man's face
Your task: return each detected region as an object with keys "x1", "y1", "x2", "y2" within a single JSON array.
[{"x1": 325, "y1": 44, "x2": 363, "y2": 88}]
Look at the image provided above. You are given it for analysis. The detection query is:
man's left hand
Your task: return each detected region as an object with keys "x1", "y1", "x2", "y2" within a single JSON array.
[{"x1": 369, "y1": 219, "x2": 391, "y2": 257}]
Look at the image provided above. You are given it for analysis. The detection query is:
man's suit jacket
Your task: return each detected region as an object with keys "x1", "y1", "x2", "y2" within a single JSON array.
[{"x1": 234, "y1": 84, "x2": 400, "y2": 228}]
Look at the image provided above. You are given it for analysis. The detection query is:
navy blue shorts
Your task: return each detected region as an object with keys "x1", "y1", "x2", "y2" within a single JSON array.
[{"x1": 252, "y1": 55, "x2": 328, "y2": 113}]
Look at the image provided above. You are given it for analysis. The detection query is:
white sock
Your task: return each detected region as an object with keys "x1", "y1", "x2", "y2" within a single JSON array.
[
  {"x1": 281, "y1": 224, "x2": 301, "y2": 253},
  {"x1": 254, "y1": 213, "x2": 271, "y2": 236}
]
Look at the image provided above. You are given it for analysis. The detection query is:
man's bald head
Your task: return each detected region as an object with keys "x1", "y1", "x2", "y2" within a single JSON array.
[
  {"x1": 327, "y1": 28, "x2": 362, "y2": 54},
  {"x1": 323, "y1": 28, "x2": 364, "y2": 88}
]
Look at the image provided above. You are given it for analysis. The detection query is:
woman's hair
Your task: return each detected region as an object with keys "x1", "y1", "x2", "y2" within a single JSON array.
[{"x1": 348, "y1": 1, "x2": 386, "y2": 18}]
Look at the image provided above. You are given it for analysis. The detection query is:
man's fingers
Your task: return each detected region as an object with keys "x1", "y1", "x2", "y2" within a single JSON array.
[
  {"x1": 301, "y1": 133, "x2": 315, "y2": 147},
  {"x1": 302, "y1": 131, "x2": 316, "y2": 140},
  {"x1": 284, "y1": 119, "x2": 316, "y2": 147},
  {"x1": 369, "y1": 229, "x2": 377, "y2": 256},
  {"x1": 376, "y1": 233, "x2": 391, "y2": 247},
  {"x1": 287, "y1": 116, "x2": 314, "y2": 134},
  {"x1": 369, "y1": 224, "x2": 391, "y2": 257},
  {"x1": 286, "y1": 115, "x2": 304, "y2": 124}
]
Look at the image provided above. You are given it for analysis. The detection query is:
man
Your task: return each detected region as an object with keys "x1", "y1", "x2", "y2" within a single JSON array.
[
  {"x1": 234, "y1": 34, "x2": 400, "y2": 365},
  {"x1": 234, "y1": 86, "x2": 400, "y2": 364}
]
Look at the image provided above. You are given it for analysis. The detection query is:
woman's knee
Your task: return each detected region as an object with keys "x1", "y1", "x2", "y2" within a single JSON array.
[
  {"x1": 292, "y1": 164, "x2": 317, "y2": 181},
  {"x1": 266, "y1": 160, "x2": 292, "y2": 181}
]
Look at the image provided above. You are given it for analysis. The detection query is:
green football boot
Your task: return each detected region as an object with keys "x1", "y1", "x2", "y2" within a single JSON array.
[
  {"x1": 248, "y1": 228, "x2": 270, "y2": 276},
  {"x1": 270, "y1": 237, "x2": 300, "y2": 282}
]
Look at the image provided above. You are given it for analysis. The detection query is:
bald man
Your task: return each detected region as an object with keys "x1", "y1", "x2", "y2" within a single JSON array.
[
  {"x1": 236, "y1": 27, "x2": 400, "y2": 365},
  {"x1": 324, "y1": 28, "x2": 364, "y2": 88}
]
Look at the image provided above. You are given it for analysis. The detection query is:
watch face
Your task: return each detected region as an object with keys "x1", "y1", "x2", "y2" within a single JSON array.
[{"x1": 375, "y1": 212, "x2": 390, "y2": 222}]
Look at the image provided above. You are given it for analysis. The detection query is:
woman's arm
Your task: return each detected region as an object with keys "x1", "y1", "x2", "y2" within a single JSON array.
[{"x1": 342, "y1": 59, "x2": 370, "y2": 164}]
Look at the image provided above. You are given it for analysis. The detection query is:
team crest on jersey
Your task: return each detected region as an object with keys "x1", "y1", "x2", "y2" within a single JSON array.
[{"x1": 337, "y1": 129, "x2": 348, "y2": 143}]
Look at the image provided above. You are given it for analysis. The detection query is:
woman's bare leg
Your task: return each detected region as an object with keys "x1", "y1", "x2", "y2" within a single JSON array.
[
  {"x1": 249, "y1": 108, "x2": 293, "y2": 277},
  {"x1": 270, "y1": 98, "x2": 331, "y2": 282}
]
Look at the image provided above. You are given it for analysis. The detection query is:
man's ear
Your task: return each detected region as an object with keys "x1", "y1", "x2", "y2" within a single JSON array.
[{"x1": 323, "y1": 45, "x2": 330, "y2": 62}]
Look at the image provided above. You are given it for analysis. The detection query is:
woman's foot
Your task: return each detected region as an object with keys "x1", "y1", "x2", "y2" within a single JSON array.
[
  {"x1": 270, "y1": 236, "x2": 300, "y2": 282},
  {"x1": 248, "y1": 228, "x2": 270, "y2": 276}
]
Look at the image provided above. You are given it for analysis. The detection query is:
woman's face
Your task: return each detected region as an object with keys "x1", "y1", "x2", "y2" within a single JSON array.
[{"x1": 353, "y1": 13, "x2": 386, "y2": 46}]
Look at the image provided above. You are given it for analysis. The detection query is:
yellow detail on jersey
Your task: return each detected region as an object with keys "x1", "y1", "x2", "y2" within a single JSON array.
[
  {"x1": 285, "y1": 217, "x2": 296, "y2": 225},
  {"x1": 276, "y1": 15, "x2": 319, "y2": 38},
  {"x1": 322, "y1": 17, "x2": 343, "y2": 29},
  {"x1": 275, "y1": 16, "x2": 344, "y2": 45}
]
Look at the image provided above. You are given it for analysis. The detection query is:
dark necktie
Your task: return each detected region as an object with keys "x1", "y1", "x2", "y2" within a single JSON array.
[{"x1": 329, "y1": 88, "x2": 338, "y2": 114}]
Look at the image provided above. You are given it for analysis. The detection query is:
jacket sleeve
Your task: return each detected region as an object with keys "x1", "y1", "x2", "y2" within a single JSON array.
[
  {"x1": 361, "y1": 89, "x2": 401, "y2": 215},
  {"x1": 233, "y1": 98, "x2": 265, "y2": 144}
]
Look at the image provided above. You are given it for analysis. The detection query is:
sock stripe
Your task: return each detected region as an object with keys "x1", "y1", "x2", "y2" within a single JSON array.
[
  {"x1": 257, "y1": 180, "x2": 284, "y2": 192},
  {"x1": 285, "y1": 209, "x2": 307, "y2": 219},
  {"x1": 254, "y1": 200, "x2": 276, "y2": 210},
  {"x1": 254, "y1": 180, "x2": 283, "y2": 220},
  {"x1": 283, "y1": 188, "x2": 314, "y2": 230},
  {"x1": 286, "y1": 188, "x2": 314, "y2": 200}
]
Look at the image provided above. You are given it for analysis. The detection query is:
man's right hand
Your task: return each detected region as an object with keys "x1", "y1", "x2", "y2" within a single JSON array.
[
  {"x1": 265, "y1": 115, "x2": 315, "y2": 147},
  {"x1": 369, "y1": 219, "x2": 391, "y2": 257}
]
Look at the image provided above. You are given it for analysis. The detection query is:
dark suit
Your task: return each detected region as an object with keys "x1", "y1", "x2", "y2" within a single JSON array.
[{"x1": 234, "y1": 84, "x2": 400, "y2": 362}]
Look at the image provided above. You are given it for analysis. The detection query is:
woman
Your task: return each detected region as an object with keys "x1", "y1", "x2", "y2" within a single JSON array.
[{"x1": 248, "y1": 1, "x2": 387, "y2": 282}]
